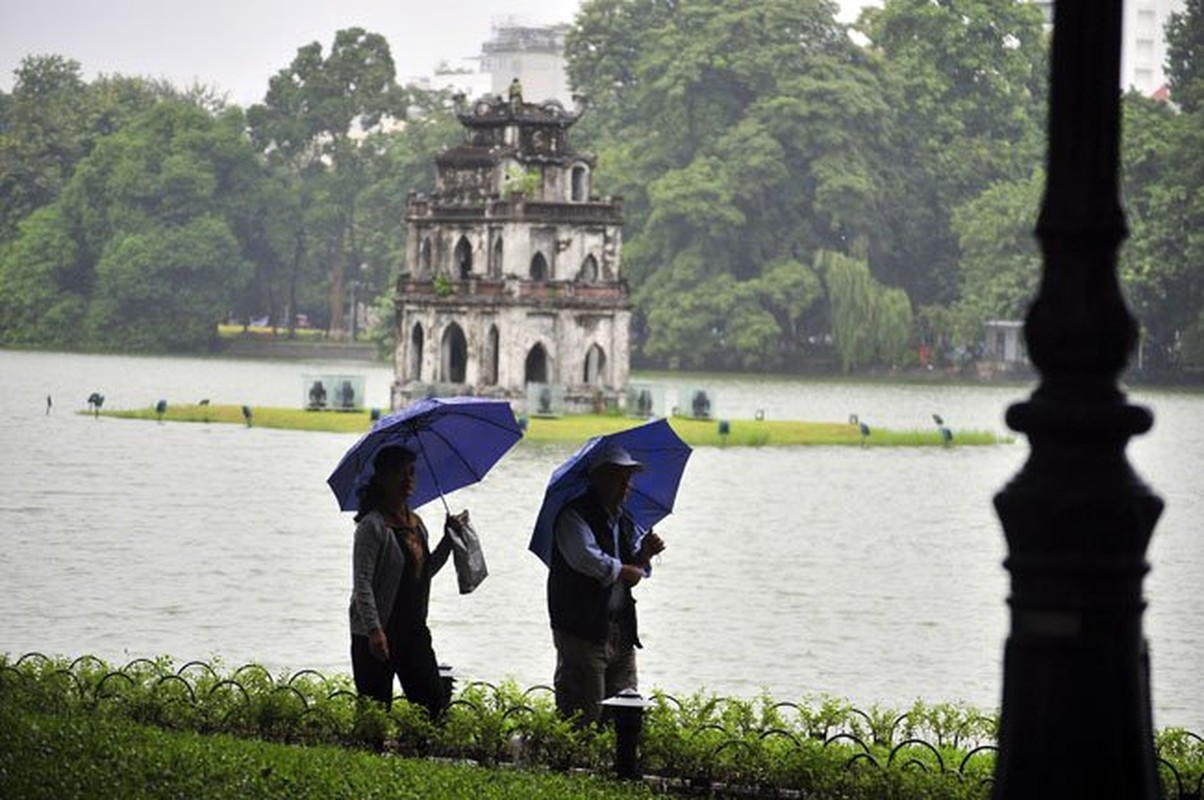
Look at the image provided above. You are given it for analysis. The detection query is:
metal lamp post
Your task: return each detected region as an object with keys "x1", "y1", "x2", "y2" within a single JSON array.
[
  {"x1": 601, "y1": 688, "x2": 652, "y2": 780},
  {"x1": 438, "y1": 664, "x2": 457, "y2": 708},
  {"x1": 991, "y1": 2, "x2": 1163, "y2": 797}
]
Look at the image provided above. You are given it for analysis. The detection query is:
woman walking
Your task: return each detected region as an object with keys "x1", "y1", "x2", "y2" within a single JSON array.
[{"x1": 349, "y1": 445, "x2": 458, "y2": 718}]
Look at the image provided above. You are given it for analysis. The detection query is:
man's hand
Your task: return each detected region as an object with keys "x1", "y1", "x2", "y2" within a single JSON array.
[
  {"x1": 638, "y1": 531, "x2": 666, "y2": 565},
  {"x1": 368, "y1": 628, "x2": 390, "y2": 661},
  {"x1": 619, "y1": 564, "x2": 645, "y2": 586}
]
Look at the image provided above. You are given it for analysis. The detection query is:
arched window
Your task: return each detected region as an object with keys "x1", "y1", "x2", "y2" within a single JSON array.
[
  {"x1": 530, "y1": 252, "x2": 549, "y2": 281},
  {"x1": 525, "y1": 343, "x2": 548, "y2": 385},
  {"x1": 420, "y1": 238, "x2": 432, "y2": 273},
  {"x1": 578, "y1": 254, "x2": 599, "y2": 282},
  {"x1": 409, "y1": 323, "x2": 424, "y2": 382},
  {"x1": 583, "y1": 344, "x2": 607, "y2": 385},
  {"x1": 571, "y1": 165, "x2": 587, "y2": 202},
  {"x1": 484, "y1": 325, "x2": 500, "y2": 385},
  {"x1": 490, "y1": 237, "x2": 503, "y2": 278},
  {"x1": 441, "y1": 323, "x2": 467, "y2": 383},
  {"x1": 454, "y1": 236, "x2": 473, "y2": 279}
]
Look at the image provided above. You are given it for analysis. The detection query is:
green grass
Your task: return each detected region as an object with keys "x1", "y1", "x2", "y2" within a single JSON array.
[
  {"x1": 217, "y1": 323, "x2": 329, "y2": 341},
  {"x1": 0, "y1": 705, "x2": 651, "y2": 800},
  {"x1": 93, "y1": 405, "x2": 1012, "y2": 447},
  {"x1": 98, "y1": 404, "x2": 375, "y2": 433}
]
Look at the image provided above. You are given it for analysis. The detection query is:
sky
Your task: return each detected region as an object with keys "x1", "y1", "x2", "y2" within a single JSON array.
[{"x1": 1, "y1": 0, "x2": 876, "y2": 108}]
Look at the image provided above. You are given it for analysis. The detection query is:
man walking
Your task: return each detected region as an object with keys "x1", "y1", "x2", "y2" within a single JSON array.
[{"x1": 547, "y1": 443, "x2": 666, "y2": 725}]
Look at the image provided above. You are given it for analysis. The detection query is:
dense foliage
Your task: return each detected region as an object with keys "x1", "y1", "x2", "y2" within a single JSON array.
[
  {"x1": 569, "y1": 0, "x2": 1199, "y2": 371},
  {"x1": 2, "y1": 653, "x2": 1200, "y2": 798},
  {"x1": 0, "y1": 43, "x2": 460, "y2": 353},
  {"x1": 0, "y1": 1, "x2": 1200, "y2": 368}
]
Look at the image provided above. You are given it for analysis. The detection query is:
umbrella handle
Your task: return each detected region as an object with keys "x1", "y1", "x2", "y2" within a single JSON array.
[{"x1": 415, "y1": 434, "x2": 452, "y2": 516}]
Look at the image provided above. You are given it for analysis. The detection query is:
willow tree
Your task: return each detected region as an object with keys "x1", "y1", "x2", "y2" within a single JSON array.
[{"x1": 821, "y1": 250, "x2": 912, "y2": 371}]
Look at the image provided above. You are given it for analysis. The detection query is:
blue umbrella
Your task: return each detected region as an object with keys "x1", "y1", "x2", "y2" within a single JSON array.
[
  {"x1": 529, "y1": 418, "x2": 692, "y2": 566},
  {"x1": 327, "y1": 396, "x2": 523, "y2": 513}
]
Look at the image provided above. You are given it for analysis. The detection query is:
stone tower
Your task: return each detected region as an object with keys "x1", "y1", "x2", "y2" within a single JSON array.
[{"x1": 392, "y1": 86, "x2": 630, "y2": 414}]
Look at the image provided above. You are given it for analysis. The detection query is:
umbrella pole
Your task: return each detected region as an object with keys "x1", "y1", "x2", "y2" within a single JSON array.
[{"x1": 415, "y1": 436, "x2": 452, "y2": 516}]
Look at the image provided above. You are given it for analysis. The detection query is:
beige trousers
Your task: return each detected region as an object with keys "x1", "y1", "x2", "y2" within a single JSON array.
[{"x1": 552, "y1": 622, "x2": 638, "y2": 725}]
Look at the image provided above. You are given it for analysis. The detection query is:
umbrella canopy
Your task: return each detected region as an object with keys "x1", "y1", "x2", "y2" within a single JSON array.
[
  {"x1": 529, "y1": 418, "x2": 692, "y2": 566},
  {"x1": 327, "y1": 396, "x2": 523, "y2": 512}
]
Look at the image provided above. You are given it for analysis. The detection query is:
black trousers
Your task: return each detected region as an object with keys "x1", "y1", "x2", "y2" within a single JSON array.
[{"x1": 350, "y1": 625, "x2": 447, "y2": 718}]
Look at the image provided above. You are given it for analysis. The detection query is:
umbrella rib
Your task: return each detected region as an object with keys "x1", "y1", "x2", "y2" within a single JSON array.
[
  {"x1": 420, "y1": 424, "x2": 495, "y2": 484},
  {"x1": 411, "y1": 423, "x2": 453, "y2": 516},
  {"x1": 329, "y1": 401, "x2": 521, "y2": 513}
]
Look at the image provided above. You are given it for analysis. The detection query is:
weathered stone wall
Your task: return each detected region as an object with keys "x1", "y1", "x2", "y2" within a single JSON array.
[
  {"x1": 392, "y1": 96, "x2": 628, "y2": 413},
  {"x1": 395, "y1": 297, "x2": 630, "y2": 390}
]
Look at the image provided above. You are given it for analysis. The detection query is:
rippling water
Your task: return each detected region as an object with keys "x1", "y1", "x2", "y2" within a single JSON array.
[{"x1": 0, "y1": 350, "x2": 1199, "y2": 729}]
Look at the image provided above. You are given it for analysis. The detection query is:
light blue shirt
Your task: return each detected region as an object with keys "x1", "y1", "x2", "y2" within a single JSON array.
[{"x1": 553, "y1": 504, "x2": 650, "y2": 611}]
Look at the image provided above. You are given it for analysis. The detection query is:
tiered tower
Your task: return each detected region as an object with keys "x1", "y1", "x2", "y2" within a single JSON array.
[{"x1": 392, "y1": 86, "x2": 629, "y2": 414}]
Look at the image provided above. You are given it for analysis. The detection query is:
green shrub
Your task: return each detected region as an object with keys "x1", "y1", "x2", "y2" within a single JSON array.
[{"x1": 1, "y1": 653, "x2": 1198, "y2": 800}]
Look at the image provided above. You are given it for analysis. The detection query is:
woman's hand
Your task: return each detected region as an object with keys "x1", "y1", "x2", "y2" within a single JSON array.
[
  {"x1": 445, "y1": 510, "x2": 469, "y2": 534},
  {"x1": 368, "y1": 627, "x2": 390, "y2": 661}
]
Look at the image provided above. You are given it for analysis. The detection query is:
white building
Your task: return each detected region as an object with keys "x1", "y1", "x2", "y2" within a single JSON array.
[
  {"x1": 1030, "y1": 0, "x2": 1186, "y2": 95},
  {"x1": 478, "y1": 21, "x2": 573, "y2": 106},
  {"x1": 404, "y1": 20, "x2": 574, "y2": 108}
]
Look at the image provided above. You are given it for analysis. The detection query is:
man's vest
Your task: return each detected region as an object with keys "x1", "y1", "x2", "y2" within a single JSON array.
[{"x1": 547, "y1": 493, "x2": 641, "y2": 645}]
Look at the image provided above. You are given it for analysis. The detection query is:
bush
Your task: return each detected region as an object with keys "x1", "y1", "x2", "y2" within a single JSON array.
[{"x1": 1, "y1": 653, "x2": 1199, "y2": 799}]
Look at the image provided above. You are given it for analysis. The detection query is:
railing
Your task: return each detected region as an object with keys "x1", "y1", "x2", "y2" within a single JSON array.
[
  {"x1": 407, "y1": 198, "x2": 622, "y2": 224},
  {"x1": 397, "y1": 277, "x2": 629, "y2": 304},
  {"x1": 4, "y1": 653, "x2": 1201, "y2": 798}
]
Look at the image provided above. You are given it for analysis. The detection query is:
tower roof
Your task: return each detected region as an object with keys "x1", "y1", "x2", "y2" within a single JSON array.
[{"x1": 455, "y1": 92, "x2": 582, "y2": 129}]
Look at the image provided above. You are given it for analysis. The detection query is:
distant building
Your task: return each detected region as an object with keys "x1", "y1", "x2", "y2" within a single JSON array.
[
  {"x1": 407, "y1": 68, "x2": 491, "y2": 101},
  {"x1": 978, "y1": 319, "x2": 1030, "y2": 378},
  {"x1": 391, "y1": 86, "x2": 630, "y2": 414},
  {"x1": 400, "y1": 18, "x2": 572, "y2": 108},
  {"x1": 478, "y1": 21, "x2": 573, "y2": 106},
  {"x1": 1029, "y1": 0, "x2": 1185, "y2": 96}
]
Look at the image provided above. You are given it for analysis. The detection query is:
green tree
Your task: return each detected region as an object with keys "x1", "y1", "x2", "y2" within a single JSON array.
[
  {"x1": 944, "y1": 92, "x2": 1204, "y2": 367},
  {"x1": 0, "y1": 59, "x2": 193, "y2": 246},
  {"x1": 820, "y1": 250, "x2": 914, "y2": 371},
  {"x1": 247, "y1": 28, "x2": 407, "y2": 338},
  {"x1": 0, "y1": 56, "x2": 93, "y2": 243},
  {"x1": 0, "y1": 99, "x2": 260, "y2": 351},
  {"x1": 823, "y1": 250, "x2": 876, "y2": 371},
  {"x1": 1119, "y1": 93, "x2": 1204, "y2": 366},
  {"x1": 86, "y1": 217, "x2": 248, "y2": 350},
  {"x1": 570, "y1": 0, "x2": 885, "y2": 370},
  {"x1": 855, "y1": 0, "x2": 1047, "y2": 306},
  {"x1": 353, "y1": 95, "x2": 462, "y2": 338},
  {"x1": 564, "y1": 0, "x2": 677, "y2": 146},
  {"x1": 949, "y1": 169, "x2": 1043, "y2": 344},
  {"x1": 1166, "y1": 0, "x2": 1204, "y2": 112},
  {"x1": 876, "y1": 286, "x2": 914, "y2": 365},
  {"x1": 0, "y1": 206, "x2": 87, "y2": 346},
  {"x1": 565, "y1": 0, "x2": 1048, "y2": 371}
]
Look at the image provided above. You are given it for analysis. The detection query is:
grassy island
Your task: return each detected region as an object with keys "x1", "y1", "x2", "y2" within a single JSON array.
[{"x1": 92, "y1": 404, "x2": 1012, "y2": 447}]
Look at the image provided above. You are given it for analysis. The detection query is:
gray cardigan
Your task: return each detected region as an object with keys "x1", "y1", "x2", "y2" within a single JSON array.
[{"x1": 349, "y1": 509, "x2": 451, "y2": 636}]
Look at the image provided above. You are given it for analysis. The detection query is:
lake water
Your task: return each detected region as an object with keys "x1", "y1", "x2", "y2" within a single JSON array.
[{"x1": 0, "y1": 349, "x2": 1199, "y2": 730}]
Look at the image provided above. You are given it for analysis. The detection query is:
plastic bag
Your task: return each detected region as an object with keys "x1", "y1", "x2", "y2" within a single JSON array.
[{"x1": 445, "y1": 510, "x2": 488, "y2": 594}]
